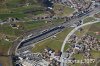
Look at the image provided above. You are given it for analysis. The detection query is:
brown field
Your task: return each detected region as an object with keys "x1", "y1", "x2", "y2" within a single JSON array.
[
  {"x1": 0, "y1": 56, "x2": 10, "y2": 66},
  {"x1": 94, "y1": 12, "x2": 100, "y2": 18}
]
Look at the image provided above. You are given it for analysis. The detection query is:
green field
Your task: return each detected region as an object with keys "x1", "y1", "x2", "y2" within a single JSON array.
[
  {"x1": 83, "y1": 17, "x2": 96, "y2": 23},
  {"x1": 0, "y1": 24, "x2": 23, "y2": 36},
  {"x1": 31, "y1": 28, "x2": 73, "y2": 53},
  {"x1": 90, "y1": 50, "x2": 100, "y2": 59},
  {"x1": 0, "y1": 0, "x2": 44, "y2": 20},
  {"x1": 73, "y1": 53, "x2": 85, "y2": 60},
  {"x1": 75, "y1": 24, "x2": 92, "y2": 38},
  {"x1": 87, "y1": 22, "x2": 100, "y2": 39},
  {"x1": 0, "y1": 18, "x2": 65, "y2": 36},
  {"x1": 23, "y1": 19, "x2": 64, "y2": 30},
  {"x1": 0, "y1": 6, "x2": 44, "y2": 20},
  {"x1": 0, "y1": 39, "x2": 12, "y2": 55}
]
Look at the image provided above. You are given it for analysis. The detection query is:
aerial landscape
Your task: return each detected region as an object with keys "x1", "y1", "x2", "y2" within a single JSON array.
[{"x1": 0, "y1": 0, "x2": 100, "y2": 66}]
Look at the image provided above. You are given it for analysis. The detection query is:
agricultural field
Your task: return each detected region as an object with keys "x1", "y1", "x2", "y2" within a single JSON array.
[
  {"x1": 0, "y1": 0, "x2": 44, "y2": 20},
  {"x1": 0, "y1": 19, "x2": 64, "y2": 36}
]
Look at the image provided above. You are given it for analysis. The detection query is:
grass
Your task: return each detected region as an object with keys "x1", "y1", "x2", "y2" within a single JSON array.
[
  {"x1": 0, "y1": 21, "x2": 43, "y2": 36},
  {"x1": 0, "y1": 13, "x2": 26, "y2": 20},
  {"x1": 21, "y1": 20, "x2": 48, "y2": 30},
  {"x1": 0, "y1": 39, "x2": 12, "y2": 55},
  {"x1": 89, "y1": 22, "x2": 100, "y2": 31},
  {"x1": 0, "y1": 0, "x2": 40, "y2": 8},
  {"x1": 75, "y1": 24, "x2": 92, "y2": 38},
  {"x1": 71, "y1": 63, "x2": 96, "y2": 66},
  {"x1": 0, "y1": 8, "x2": 11, "y2": 14},
  {"x1": 88, "y1": 63, "x2": 96, "y2": 66},
  {"x1": 90, "y1": 50, "x2": 100, "y2": 59},
  {"x1": 15, "y1": 18, "x2": 64, "y2": 31},
  {"x1": 71, "y1": 63, "x2": 81, "y2": 66},
  {"x1": 31, "y1": 28, "x2": 73, "y2": 53},
  {"x1": 0, "y1": 5, "x2": 44, "y2": 20},
  {"x1": 68, "y1": 55, "x2": 85, "y2": 66},
  {"x1": 87, "y1": 22, "x2": 100, "y2": 39},
  {"x1": 0, "y1": 24, "x2": 23, "y2": 36},
  {"x1": 0, "y1": 17, "x2": 65, "y2": 37},
  {"x1": 53, "y1": 3, "x2": 75, "y2": 16},
  {"x1": 71, "y1": 53, "x2": 85, "y2": 66},
  {"x1": 75, "y1": 21, "x2": 100, "y2": 39},
  {"x1": 73, "y1": 53, "x2": 85, "y2": 60},
  {"x1": 11, "y1": 5, "x2": 43, "y2": 13},
  {"x1": 0, "y1": 0, "x2": 44, "y2": 20},
  {"x1": 83, "y1": 17, "x2": 96, "y2": 23}
]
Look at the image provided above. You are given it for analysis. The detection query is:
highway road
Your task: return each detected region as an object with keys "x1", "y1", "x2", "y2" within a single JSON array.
[{"x1": 16, "y1": 26, "x2": 65, "y2": 54}]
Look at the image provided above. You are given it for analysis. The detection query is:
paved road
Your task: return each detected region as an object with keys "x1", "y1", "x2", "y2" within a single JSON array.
[{"x1": 60, "y1": 21, "x2": 100, "y2": 66}]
